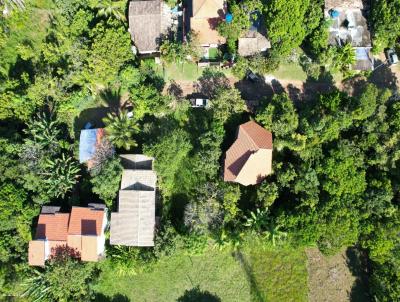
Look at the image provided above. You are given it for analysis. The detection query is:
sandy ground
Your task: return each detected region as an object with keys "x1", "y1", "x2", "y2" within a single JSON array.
[{"x1": 306, "y1": 247, "x2": 370, "y2": 302}]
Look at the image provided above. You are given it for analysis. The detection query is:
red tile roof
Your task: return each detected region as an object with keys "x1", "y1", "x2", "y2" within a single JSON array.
[
  {"x1": 68, "y1": 207, "x2": 105, "y2": 236},
  {"x1": 224, "y1": 121, "x2": 273, "y2": 185},
  {"x1": 35, "y1": 213, "x2": 70, "y2": 241},
  {"x1": 240, "y1": 121, "x2": 273, "y2": 149}
]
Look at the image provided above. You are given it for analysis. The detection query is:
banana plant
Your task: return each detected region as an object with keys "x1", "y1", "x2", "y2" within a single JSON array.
[{"x1": 43, "y1": 154, "x2": 80, "y2": 198}]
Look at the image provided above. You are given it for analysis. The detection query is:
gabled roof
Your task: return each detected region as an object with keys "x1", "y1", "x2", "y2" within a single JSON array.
[
  {"x1": 240, "y1": 121, "x2": 273, "y2": 149},
  {"x1": 128, "y1": 0, "x2": 163, "y2": 53},
  {"x1": 224, "y1": 121, "x2": 273, "y2": 186},
  {"x1": 35, "y1": 212, "x2": 70, "y2": 241},
  {"x1": 110, "y1": 154, "x2": 156, "y2": 247},
  {"x1": 238, "y1": 31, "x2": 271, "y2": 57},
  {"x1": 193, "y1": 0, "x2": 224, "y2": 19},
  {"x1": 68, "y1": 207, "x2": 106, "y2": 236}
]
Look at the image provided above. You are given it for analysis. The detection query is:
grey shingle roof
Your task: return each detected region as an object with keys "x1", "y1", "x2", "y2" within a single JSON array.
[
  {"x1": 128, "y1": 0, "x2": 162, "y2": 53},
  {"x1": 110, "y1": 154, "x2": 157, "y2": 247}
]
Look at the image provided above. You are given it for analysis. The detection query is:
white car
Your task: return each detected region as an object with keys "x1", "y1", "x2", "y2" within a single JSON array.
[{"x1": 190, "y1": 98, "x2": 209, "y2": 108}]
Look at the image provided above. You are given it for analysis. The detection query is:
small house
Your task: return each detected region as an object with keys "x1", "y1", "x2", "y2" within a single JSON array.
[
  {"x1": 238, "y1": 12, "x2": 271, "y2": 57},
  {"x1": 325, "y1": 0, "x2": 374, "y2": 71},
  {"x1": 224, "y1": 121, "x2": 273, "y2": 186},
  {"x1": 128, "y1": 0, "x2": 173, "y2": 55},
  {"x1": 110, "y1": 155, "x2": 157, "y2": 246},
  {"x1": 190, "y1": 0, "x2": 226, "y2": 51},
  {"x1": 28, "y1": 204, "x2": 107, "y2": 266}
]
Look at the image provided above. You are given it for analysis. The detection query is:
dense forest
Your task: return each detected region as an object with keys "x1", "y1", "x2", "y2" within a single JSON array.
[{"x1": 1, "y1": 0, "x2": 400, "y2": 301}]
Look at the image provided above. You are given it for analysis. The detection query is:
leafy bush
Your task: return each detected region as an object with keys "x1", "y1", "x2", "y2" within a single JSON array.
[{"x1": 90, "y1": 156, "x2": 122, "y2": 207}]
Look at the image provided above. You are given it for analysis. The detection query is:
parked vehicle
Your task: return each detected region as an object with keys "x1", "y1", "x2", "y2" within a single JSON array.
[
  {"x1": 246, "y1": 70, "x2": 261, "y2": 83},
  {"x1": 386, "y1": 48, "x2": 399, "y2": 65},
  {"x1": 190, "y1": 98, "x2": 209, "y2": 108}
]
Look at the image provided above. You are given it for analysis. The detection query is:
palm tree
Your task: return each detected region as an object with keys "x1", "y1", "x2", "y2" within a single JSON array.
[
  {"x1": 1, "y1": 0, "x2": 25, "y2": 16},
  {"x1": 95, "y1": 0, "x2": 126, "y2": 21},
  {"x1": 103, "y1": 110, "x2": 138, "y2": 150}
]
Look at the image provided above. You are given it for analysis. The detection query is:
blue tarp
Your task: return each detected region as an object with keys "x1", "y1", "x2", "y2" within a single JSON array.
[
  {"x1": 79, "y1": 129, "x2": 99, "y2": 163},
  {"x1": 355, "y1": 47, "x2": 369, "y2": 60}
]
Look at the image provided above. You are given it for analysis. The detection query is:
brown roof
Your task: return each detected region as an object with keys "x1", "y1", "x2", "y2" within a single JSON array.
[
  {"x1": 193, "y1": 0, "x2": 224, "y2": 19},
  {"x1": 68, "y1": 207, "x2": 105, "y2": 236},
  {"x1": 128, "y1": 0, "x2": 163, "y2": 53},
  {"x1": 35, "y1": 213, "x2": 70, "y2": 241},
  {"x1": 224, "y1": 121, "x2": 273, "y2": 186},
  {"x1": 238, "y1": 32, "x2": 271, "y2": 57},
  {"x1": 240, "y1": 121, "x2": 273, "y2": 149},
  {"x1": 325, "y1": 0, "x2": 363, "y2": 10},
  {"x1": 28, "y1": 241, "x2": 45, "y2": 266},
  {"x1": 191, "y1": 0, "x2": 226, "y2": 45}
]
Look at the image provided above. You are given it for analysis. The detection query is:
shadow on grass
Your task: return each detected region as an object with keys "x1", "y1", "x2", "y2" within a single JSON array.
[
  {"x1": 93, "y1": 293, "x2": 130, "y2": 302},
  {"x1": 233, "y1": 250, "x2": 265, "y2": 302},
  {"x1": 176, "y1": 286, "x2": 221, "y2": 302}
]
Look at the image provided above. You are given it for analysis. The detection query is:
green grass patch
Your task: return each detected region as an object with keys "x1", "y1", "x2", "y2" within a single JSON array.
[
  {"x1": 94, "y1": 244, "x2": 309, "y2": 302},
  {"x1": 94, "y1": 249, "x2": 251, "y2": 302},
  {"x1": 208, "y1": 48, "x2": 220, "y2": 61},
  {"x1": 271, "y1": 62, "x2": 308, "y2": 82},
  {"x1": 154, "y1": 62, "x2": 233, "y2": 82},
  {"x1": 249, "y1": 246, "x2": 308, "y2": 302}
]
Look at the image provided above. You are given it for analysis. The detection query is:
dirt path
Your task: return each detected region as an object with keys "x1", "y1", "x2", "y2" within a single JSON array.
[{"x1": 306, "y1": 247, "x2": 369, "y2": 302}]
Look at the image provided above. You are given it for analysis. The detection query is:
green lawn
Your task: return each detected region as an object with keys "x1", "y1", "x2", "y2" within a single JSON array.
[
  {"x1": 249, "y1": 247, "x2": 308, "y2": 302},
  {"x1": 93, "y1": 245, "x2": 308, "y2": 302},
  {"x1": 155, "y1": 62, "x2": 233, "y2": 82},
  {"x1": 271, "y1": 62, "x2": 308, "y2": 82}
]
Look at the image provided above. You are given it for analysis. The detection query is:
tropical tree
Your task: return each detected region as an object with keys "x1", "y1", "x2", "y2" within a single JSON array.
[
  {"x1": 1, "y1": 0, "x2": 25, "y2": 15},
  {"x1": 22, "y1": 251, "x2": 98, "y2": 302},
  {"x1": 103, "y1": 110, "x2": 139, "y2": 150},
  {"x1": 94, "y1": 0, "x2": 126, "y2": 21},
  {"x1": 43, "y1": 154, "x2": 80, "y2": 198},
  {"x1": 244, "y1": 208, "x2": 269, "y2": 233},
  {"x1": 24, "y1": 113, "x2": 61, "y2": 152},
  {"x1": 90, "y1": 156, "x2": 122, "y2": 207}
]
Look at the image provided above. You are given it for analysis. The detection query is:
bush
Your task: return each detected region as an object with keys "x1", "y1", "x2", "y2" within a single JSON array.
[{"x1": 90, "y1": 156, "x2": 122, "y2": 207}]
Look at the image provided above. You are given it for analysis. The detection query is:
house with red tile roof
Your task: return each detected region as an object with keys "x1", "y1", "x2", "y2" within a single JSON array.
[
  {"x1": 224, "y1": 121, "x2": 273, "y2": 186},
  {"x1": 28, "y1": 204, "x2": 107, "y2": 266}
]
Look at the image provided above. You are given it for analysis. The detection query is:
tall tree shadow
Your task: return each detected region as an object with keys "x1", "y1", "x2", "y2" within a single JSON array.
[
  {"x1": 368, "y1": 59, "x2": 398, "y2": 91},
  {"x1": 233, "y1": 250, "x2": 265, "y2": 302},
  {"x1": 93, "y1": 293, "x2": 130, "y2": 302},
  {"x1": 346, "y1": 247, "x2": 371, "y2": 302},
  {"x1": 176, "y1": 286, "x2": 221, "y2": 302}
]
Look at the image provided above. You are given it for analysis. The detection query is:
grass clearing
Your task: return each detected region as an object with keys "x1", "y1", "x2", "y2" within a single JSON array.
[
  {"x1": 248, "y1": 246, "x2": 308, "y2": 302},
  {"x1": 94, "y1": 249, "x2": 251, "y2": 302},
  {"x1": 94, "y1": 243, "x2": 309, "y2": 302},
  {"x1": 271, "y1": 62, "x2": 308, "y2": 82},
  {"x1": 155, "y1": 62, "x2": 233, "y2": 82}
]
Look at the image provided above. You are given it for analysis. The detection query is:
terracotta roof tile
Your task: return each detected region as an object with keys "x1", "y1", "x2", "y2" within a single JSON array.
[
  {"x1": 240, "y1": 121, "x2": 273, "y2": 149},
  {"x1": 68, "y1": 207, "x2": 105, "y2": 236},
  {"x1": 224, "y1": 121, "x2": 273, "y2": 185},
  {"x1": 35, "y1": 213, "x2": 70, "y2": 241}
]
